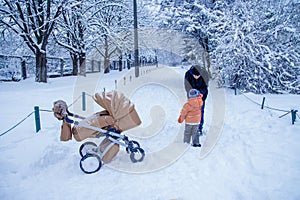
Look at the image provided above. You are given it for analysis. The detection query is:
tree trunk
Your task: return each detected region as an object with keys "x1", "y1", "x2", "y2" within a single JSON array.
[
  {"x1": 104, "y1": 36, "x2": 110, "y2": 74},
  {"x1": 205, "y1": 51, "x2": 211, "y2": 78},
  {"x1": 119, "y1": 54, "x2": 122, "y2": 72},
  {"x1": 35, "y1": 49, "x2": 47, "y2": 83},
  {"x1": 71, "y1": 53, "x2": 79, "y2": 75},
  {"x1": 79, "y1": 52, "x2": 86, "y2": 76},
  {"x1": 104, "y1": 56, "x2": 110, "y2": 73},
  {"x1": 21, "y1": 59, "x2": 27, "y2": 80},
  {"x1": 127, "y1": 53, "x2": 131, "y2": 69}
]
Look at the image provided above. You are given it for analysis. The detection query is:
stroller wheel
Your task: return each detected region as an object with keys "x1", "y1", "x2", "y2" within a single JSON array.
[
  {"x1": 126, "y1": 140, "x2": 140, "y2": 153},
  {"x1": 80, "y1": 153, "x2": 102, "y2": 174},
  {"x1": 130, "y1": 147, "x2": 145, "y2": 163},
  {"x1": 79, "y1": 141, "x2": 97, "y2": 157}
]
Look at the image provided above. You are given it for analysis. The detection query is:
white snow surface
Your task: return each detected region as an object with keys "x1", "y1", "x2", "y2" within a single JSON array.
[{"x1": 0, "y1": 67, "x2": 300, "y2": 200}]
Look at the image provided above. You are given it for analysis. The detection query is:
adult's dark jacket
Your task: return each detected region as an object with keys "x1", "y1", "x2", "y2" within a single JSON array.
[{"x1": 184, "y1": 67, "x2": 209, "y2": 101}]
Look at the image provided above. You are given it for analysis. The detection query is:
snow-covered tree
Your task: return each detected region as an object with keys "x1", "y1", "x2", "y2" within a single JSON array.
[
  {"x1": 89, "y1": 0, "x2": 160, "y2": 73},
  {"x1": 54, "y1": 0, "x2": 133, "y2": 74},
  {"x1": 54, "y1": 0, "x2": 86, "y2": 75},
  {"x1": 0, "y1": 0, "x2": 65, "y2": 82},
  {"x1": 154, "y1": 0, "x2": 300, "y2": 94},
  {"x1": 91, "y1": 0, "x2": 131, "y2": 73},
  {"x1": 213, "y1": 0, "x2": 300, "y2": 94}
]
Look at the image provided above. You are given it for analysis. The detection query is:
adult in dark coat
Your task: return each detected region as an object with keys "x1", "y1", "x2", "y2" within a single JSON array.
[{"x1": 184, "y1": 65, "x2": 209, "y2": 134}]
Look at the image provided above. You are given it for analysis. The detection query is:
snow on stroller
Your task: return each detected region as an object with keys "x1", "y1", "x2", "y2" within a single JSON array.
[{"x1": 52, "y1": 90, "x2": 145, "y2": 174}]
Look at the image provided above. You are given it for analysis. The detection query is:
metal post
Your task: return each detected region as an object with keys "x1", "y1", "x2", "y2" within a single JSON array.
[
  {"x1": 261, "y1": 97, "x2": 266, "y2": 110},
  {"x1": 133, "y1": 0, "x2": 139, "y2": 77},
  {"x1": 82, "y1": 92, "x2": 86, "y2": 111},
  {"x1": 34, "y1": 106, "x2": 41, "y2": 133},
  {"x1": 291, "y1": 109, "x2": 297, "y2": 125},
  {"x1": 234, "y1": 84, "x2": 237, "y2": 95}
]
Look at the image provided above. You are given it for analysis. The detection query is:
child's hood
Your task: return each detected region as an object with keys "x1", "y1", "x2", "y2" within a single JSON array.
[{"x1": 187, "y1": 94, "x2": 203, "y2": 108}]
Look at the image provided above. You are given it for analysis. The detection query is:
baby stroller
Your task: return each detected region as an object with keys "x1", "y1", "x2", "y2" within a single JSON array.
[{"x1": 52, "y1": 90, "x2": 145, "y2": 174}]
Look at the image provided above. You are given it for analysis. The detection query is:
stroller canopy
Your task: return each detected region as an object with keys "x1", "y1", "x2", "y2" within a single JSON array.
[{"x1": 94, "y1": 91, "x2": 141, "y2": 131}]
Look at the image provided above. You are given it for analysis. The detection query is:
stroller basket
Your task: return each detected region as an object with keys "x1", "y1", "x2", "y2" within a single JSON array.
[{"x1": 53, "y1": 90, "x2": 145, "y2": 174}]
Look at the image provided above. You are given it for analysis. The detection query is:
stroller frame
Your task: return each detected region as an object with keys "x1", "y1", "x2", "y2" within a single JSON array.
[{"x1": 65, "y1": 112, "x2": 145, "y2": 174}]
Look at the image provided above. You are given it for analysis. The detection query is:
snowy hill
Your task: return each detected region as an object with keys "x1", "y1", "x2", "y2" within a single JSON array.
[{"x1": 0, "y1": 66, "x2": 299, "y2": 200}]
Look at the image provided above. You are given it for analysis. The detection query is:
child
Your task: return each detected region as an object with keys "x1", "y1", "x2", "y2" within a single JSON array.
[{"x1": 178, "y1": 89, "x2": 203, "y2": 147}]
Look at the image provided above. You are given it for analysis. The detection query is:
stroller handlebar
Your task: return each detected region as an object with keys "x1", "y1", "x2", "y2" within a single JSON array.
[{"x1": 65, "y1": 116, "x2": 125, "y2": 139}]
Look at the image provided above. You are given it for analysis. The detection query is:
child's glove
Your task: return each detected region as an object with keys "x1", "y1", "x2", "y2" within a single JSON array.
[{"x1": 178, "y1": 116, "x2": 183, "y2": 123}]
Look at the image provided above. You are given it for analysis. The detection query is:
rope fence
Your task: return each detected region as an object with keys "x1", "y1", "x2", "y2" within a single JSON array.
[
  {"x1": 0, "y1": 92, "x2": 88, "y2": 137},
  {"x1": 1, "y1": 66, "x2": 297, "y2": 137},
  {"x1": 0, "y1": 65, "x2": 161, "y2": 137},
  {"x1": 114, "y1": 65, "x2": 160, "y2": 90},
  {"x1": 234, "y1": 85, "x2": 298, "y2": 125},
  {"x1": 0, "y1": 111, "x2": 34, "y2": 137}
]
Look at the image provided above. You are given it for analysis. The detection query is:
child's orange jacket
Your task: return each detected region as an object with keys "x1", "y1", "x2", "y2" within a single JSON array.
[{"x1": 178, "y1": 94, "x2": 203, "y2": 124}]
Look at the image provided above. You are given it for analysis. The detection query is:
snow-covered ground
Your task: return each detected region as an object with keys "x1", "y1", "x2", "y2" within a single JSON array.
[{"x1": 0, "y1": 66, "x2": 300, "y2": 200}]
